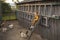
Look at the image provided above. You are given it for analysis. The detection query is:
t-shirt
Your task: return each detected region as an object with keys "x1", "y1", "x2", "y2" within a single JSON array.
[{"x1": 34, "y1": 15, "x2": 39, "y2": 21}]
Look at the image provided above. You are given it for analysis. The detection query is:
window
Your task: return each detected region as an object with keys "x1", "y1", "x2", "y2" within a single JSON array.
[{"x1": 40, "y1": 5, "x2": 45, "y2": 16}]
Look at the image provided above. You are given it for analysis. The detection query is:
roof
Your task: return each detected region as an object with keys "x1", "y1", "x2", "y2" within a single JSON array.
[{"x1": 16, "y1": 0, "x2": 60, "y2": 5}]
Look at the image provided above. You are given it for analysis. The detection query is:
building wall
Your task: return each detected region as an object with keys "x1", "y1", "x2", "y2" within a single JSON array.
[
  {"x1": 29, "y1": 0, "x2": 42, "y2": 1},
  {"x1": 16, "y1": 2, "x2": 60, "y2": 40},
  {"x1": 23, "y1": 0, "x2": 59, "y2": 2}
]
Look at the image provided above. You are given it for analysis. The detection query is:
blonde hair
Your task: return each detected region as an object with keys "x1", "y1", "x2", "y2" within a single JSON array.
[{"x1": 34, "y1": 12, "x2": 38, "y2": 15}]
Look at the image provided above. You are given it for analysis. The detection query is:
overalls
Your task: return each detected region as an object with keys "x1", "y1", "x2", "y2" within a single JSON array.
[
  {"x1": 30, "y1": 15, "x2": 39, "y2": 29},
  {"x1": 31, "y1": 15, "x2": 39, "y2": 26}
]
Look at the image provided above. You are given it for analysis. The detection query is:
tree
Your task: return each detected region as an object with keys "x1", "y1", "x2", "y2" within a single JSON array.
[{"x1": 1, "y1": 1, "x2": 12, "y2": 16}]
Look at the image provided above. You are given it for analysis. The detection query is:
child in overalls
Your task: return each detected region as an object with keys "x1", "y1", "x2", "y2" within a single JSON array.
[{"x1": 30, "y1": 12, "x2": 39, "y2": 30}]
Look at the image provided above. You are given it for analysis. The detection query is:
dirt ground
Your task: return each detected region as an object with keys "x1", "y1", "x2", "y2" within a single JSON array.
[{"x1": 0, "y1": 20, "x2": 43, "y2": 40}]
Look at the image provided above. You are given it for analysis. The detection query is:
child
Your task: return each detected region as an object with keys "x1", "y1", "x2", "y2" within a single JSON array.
[{"x1": 30, "y1": 12, "x2": 39, "y2": 30}]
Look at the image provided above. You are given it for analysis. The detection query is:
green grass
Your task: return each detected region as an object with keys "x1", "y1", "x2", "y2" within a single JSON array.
[{"x1": 2, "y1": 15, "x2": 17, "y2": 20}]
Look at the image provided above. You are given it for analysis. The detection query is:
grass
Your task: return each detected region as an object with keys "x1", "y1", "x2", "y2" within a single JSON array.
[{"x1": 2, "y1": 15, "x2": 17, "y2": 20}]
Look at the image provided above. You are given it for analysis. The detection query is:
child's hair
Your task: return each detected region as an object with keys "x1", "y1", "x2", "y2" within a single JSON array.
[
  {"x1": 34, "y1": 11, "x2": 39, "y2": 15},
  {"x1": 36, "y1": 11, "x2": 38, "y2": 14}
]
